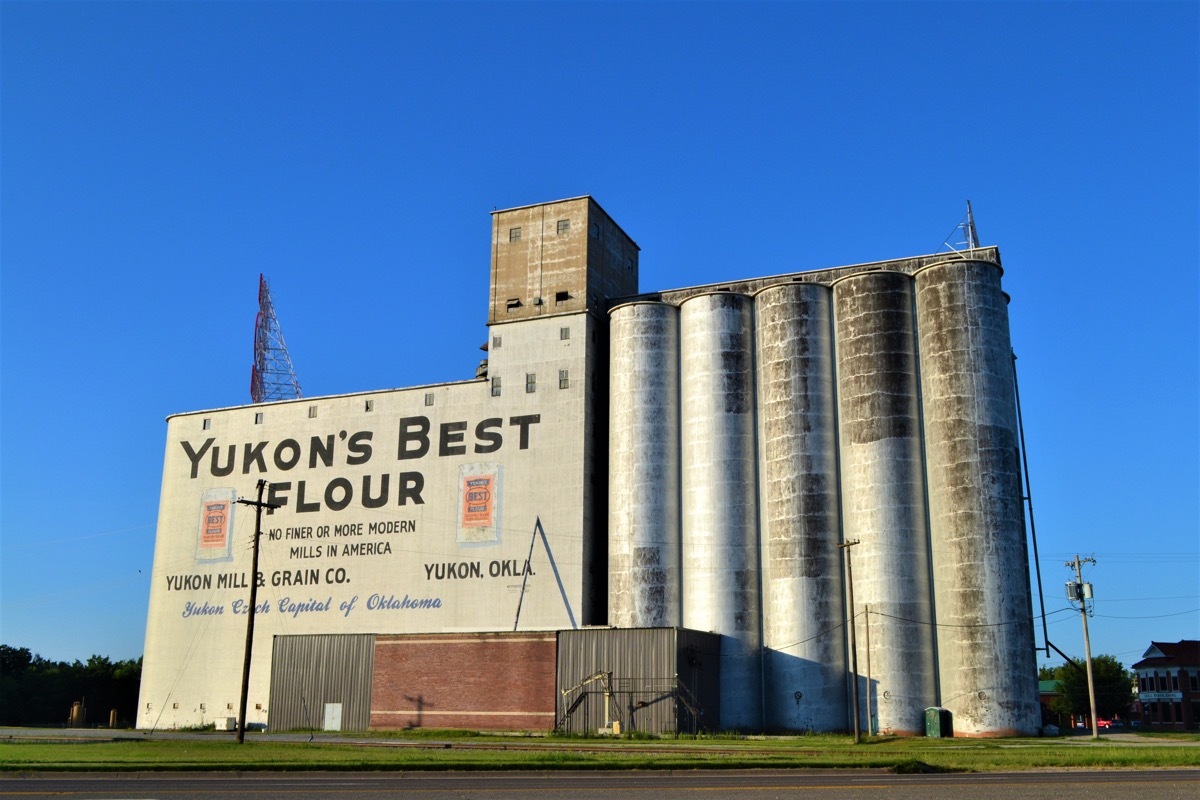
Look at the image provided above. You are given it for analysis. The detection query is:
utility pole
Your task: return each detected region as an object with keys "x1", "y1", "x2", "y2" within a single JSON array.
[
  {"x1": 235, "y1": 480, "x2": 278, "y2": 744},
  {"x1": 1067, "y1": 555, "x2": 1099, "y2": 740},
  {"x1": 864, "y1": 604, "x2": 873, "y2": 736},
  {"x1": 839, "y1": 539, "x2": 862, "y2": 743}
]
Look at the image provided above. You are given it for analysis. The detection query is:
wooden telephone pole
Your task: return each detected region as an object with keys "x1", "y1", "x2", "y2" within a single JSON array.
[
  {"x1": 1067, "y1": 554, "x2": 1100, "y2": 740},
  {"x1": 839, "y1": 539, "x2": 862, "y2": 743},
  {"x1": 235, "y1": 480, "x2": 278, "y2": 743}
]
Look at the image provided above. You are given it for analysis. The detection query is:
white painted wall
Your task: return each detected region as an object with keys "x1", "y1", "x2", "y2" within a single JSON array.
[{"x1": 138, "y1": 312, "x2": 593, "y2": 730}]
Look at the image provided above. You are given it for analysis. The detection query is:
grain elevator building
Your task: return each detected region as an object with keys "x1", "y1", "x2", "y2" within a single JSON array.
[{"x1": 139, "y1": 197, "x2": 1040, "y2": 737}]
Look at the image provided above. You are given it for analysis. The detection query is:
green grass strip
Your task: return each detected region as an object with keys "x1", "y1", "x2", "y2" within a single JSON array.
[{"x1": 1, "y1": 733, "x2": 1198, "y2": 773}]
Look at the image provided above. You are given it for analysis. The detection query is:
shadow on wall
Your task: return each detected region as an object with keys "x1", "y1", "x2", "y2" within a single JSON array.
[{"x1": 402, "y1": 693, "x2": 426, "y2": 729}]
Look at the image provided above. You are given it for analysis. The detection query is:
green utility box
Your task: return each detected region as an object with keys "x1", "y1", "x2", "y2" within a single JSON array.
[{"x1": 925, "y1": 707, "x2": 953, "y2": 738}]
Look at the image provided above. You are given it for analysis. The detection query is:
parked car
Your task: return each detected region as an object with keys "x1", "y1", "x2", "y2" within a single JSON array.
[{"x1": 1096, "y1": 718, "x2": 1113, "y2": 729}]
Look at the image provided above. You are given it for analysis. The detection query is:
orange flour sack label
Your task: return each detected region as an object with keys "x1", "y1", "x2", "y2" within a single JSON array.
[
  {"x1": 457, "y1": 463, "x2": 501, "y2": 544},
  {"x1": 201, "y1": 501, "x2": 229, "y2": 545},
  {"x1": 461, "y1": 475, "x2": 494, "y2": 527},
  {"x1": 196, "y1": 487, "x2": 236, "y2": 563}
]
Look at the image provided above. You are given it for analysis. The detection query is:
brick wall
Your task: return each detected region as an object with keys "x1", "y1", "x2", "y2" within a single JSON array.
[{"x1": 370, "y1": 632, "x2": 557, "y2": 731}]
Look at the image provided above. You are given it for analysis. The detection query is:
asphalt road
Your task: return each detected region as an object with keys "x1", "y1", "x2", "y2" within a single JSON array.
[{"x1": 2, "y1": 769, "x2": 1199, "y2": 800}]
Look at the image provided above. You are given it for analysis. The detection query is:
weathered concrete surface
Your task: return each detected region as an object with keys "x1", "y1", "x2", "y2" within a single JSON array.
[
  {"x1": 608, "y1": 302, "x2": 681, "y2": 628},
  {"x1": 833, "y1": 271, "x2": 936, "y2": 735},
  {"x1": 680, "y1": 292, "x2": 762, "y2": 731},
  {"x1": 915, "y1": 259, "x2": 1039, "y2": 737},
  {"x1": 491, "y1": 197, "x2": 639, "y2": 325},
  {"x1": 754, "y1": 283, "x2": 847, "y2": 732}
]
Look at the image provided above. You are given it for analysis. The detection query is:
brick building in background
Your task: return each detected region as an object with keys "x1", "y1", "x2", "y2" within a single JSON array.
[{"x1": 1132, "y1": 640, "x2": 1199, "y2": 729}]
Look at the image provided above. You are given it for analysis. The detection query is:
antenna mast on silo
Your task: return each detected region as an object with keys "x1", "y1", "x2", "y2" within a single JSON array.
[
  {"x1": 250, "y1": 274, "x2": 302, "y2": 403},
  {"x1": 939, "y1": 201, "x2": 981, "y2": 252}
]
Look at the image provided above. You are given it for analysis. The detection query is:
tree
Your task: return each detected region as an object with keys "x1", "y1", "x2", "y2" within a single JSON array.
[
  {"x1": 0, "y1": 645, "x2": 33, "y2": 675},
  {"x1": 1047, "y1": 654, "x2": 1134, "y2": 721},
  {"x1": 0, "y1": 646, "x2": 141, "y2": 726}
]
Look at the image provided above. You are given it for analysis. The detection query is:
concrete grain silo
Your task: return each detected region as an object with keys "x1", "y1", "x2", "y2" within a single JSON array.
[
  {"x1": 679, "y1": 292, "x2": 762, "y2": 731},
  {"x1": 608, "y1": 301, "x2": 682, "y2": 628},
  {"x1": 833, "y1": 271, "x2": 936, "y2": 735},
  {"x1": 142, "y1": 194, "x2": 1043, "y2": 737},
  {"x1": 753, "y1": 282, "x2": 847, "y2": 732},
  {"x1": 914, "y1": 259, "x2": 1040, "y2": 736}
]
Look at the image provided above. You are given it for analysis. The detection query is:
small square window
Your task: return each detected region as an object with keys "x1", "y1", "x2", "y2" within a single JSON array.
[
  {"x1": 255, "y1": 704, "x2": 262, "y2": 711},
  {"x1": 200, "y1": 703, "x2": 206, "y2": 711},
  {"x1": 626, "y1": 256, "x2": 634, "y2": 272},
  {"x1": 555, "y1": 290, "x2": 569, "y2": 304},
  {"x1": 254, "y1": 412, "x2": 264, "y2": 425},
  {"x1": 557, "y1": 219, "x2": 570, "y2": 235},
  {"x1": 424, "y1": 392, "x2": 435, "y2": 407},
  {"x1": 509, "y1": 227, "x2": 521, "y2": 242},
  {"x1": 526, "y1": 373, "x2": 536, "y2": 393},
  {"x1": 365, "y1": 399, "x2": 374, "y2": 412},
  {"x1": 506, "y1": 298, "x2": 521, "y2": 311},
  {"x1": 227, "y1": 703, "x2": 234, "y2": 710},
  {"x1": 559, "y1": 369, "x2": 569, "y2": 389},
  {"x1": 308, "y1": 406, "x2": 317, "y2": 418},
  {"x1": 492, "y1": 335, "x2": 502, "y2": 348},
  {"x1": 173, "y1": 702, "x2": 179, "y2": 709},
  {"x1": 491, "y1": 376, "x2": 502, "y2": 397},
  {"x1": 560, "y1": 326, "x2": 570, "y2": 340},
  {"x1": 202, "y1": 418, "x2": 211, "y2": 430}
]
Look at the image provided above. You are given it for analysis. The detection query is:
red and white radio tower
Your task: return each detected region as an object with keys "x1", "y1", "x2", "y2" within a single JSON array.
[{"x1": 250, "y1": 274, "x2": 302, "y2": 404}]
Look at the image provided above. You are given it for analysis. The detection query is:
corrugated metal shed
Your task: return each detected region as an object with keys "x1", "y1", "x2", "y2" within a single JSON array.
[
  {"x1": 268, "y1": 634, "x2": 375, "y2": 732},
  {"x1": 556, "y1": 627, "x2": 720, "y2": 735}
]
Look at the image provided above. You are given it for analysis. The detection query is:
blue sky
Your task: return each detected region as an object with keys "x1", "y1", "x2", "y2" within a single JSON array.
[{"x1": 2, "y1": 1, "x2": 1196, "y2": 672}]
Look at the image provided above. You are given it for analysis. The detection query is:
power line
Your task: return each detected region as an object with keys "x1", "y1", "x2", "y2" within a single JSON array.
[{"x1": 1094, "y1": 608, "x2": 1199, "y2": 620}]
